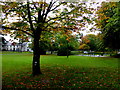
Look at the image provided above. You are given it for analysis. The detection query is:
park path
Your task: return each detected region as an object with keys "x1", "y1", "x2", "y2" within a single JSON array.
[{"x1": 76, "y1": 54, "x2": 108, "y2": 57}]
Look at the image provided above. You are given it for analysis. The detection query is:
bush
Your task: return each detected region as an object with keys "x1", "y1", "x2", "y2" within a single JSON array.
[
  {"x1": 57, "y1": 47, "x2": 71, "y2": 56},
  {"x1": 70, "y1": 51, "x2": 80, "y2": 55},
  {"x1": 111, "y1": 54, "x2": 120, "y2": 58}
]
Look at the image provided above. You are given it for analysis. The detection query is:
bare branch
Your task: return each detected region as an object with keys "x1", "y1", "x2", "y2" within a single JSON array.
[
  {"x1": 41, "y1": 0, "x2": 46, "y2": 18},
  {"x1": 2, "y1": 26, "x2": 34, "y2": 37},
  {"x1": 50, "y1": 3, "x2": 62, "y2": 11},
  {"x1": 38, "y1": 3, "x2": 43, "y2": 23},
  {"x1": 33, "y1": 2, "x2": 38, "y2": 10},
  {"x1": 50, "y1": 0, "x2": 57, "y2": 8},
  {"x1": 43, "y1": 0, "x2": 53, "y2": 22},
  {"x1": 21, "y1": 12, "x2": 29, "y2": 22},
  {"x1": 31, "y1": 15, "x2": 38, "y2": 22},
  {"x1": 27, "y1": 1, "x2": 34, "y2": 31}
]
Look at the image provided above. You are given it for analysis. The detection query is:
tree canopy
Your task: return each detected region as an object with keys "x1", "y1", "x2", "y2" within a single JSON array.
[
  {"x1": 1, "y1": 0, "x2": 94, "y2": 76},
  {"x1": 96, "y1": 2, "x2": 120, "y2": 50}
]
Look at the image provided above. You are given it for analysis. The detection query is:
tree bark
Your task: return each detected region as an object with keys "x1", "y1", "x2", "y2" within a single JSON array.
[{"x1": 32, "y1": 30, "x2": 42, "y2": 76}]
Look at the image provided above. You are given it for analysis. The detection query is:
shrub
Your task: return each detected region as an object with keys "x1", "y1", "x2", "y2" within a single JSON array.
[{"x1": 57, "y1": 47, "x2": 71, "y2": 56}]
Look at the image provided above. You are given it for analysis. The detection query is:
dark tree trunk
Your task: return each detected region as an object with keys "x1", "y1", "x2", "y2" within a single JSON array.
[
  {"x1": 40, "y1": 50, "x2": 46, "y2": 55},
  {"x1": 32, "y1": 30, "x2": 42, "y2": 76},
  {"x1": 51, "y1": 51, "x2": 53, "y2": 54}
]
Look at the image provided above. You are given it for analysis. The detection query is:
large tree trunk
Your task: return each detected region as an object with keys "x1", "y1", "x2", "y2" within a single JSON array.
[{"x1": 32, "y1": 31, "x2": 42, "y2": 76}]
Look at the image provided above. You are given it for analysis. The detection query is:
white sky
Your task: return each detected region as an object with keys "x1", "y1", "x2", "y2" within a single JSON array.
[{"x1": 4, "y1": 34, "x2": 19, "y2": 42}]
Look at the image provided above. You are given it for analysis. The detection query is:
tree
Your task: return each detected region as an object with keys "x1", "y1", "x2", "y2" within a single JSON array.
[
  {"x1": 56, "y1": 32, "x2": 79, "y2": 57},
  {"x1": 80, "y1": 34, "x2": 98, "y2": 51},
  {"x1": 79, "y1": 44, "x2": 90, "y2": 50},
  {"x1": 1, "y1": 1, "x2": 93, "y2": 76},
  {"x1": 95, "y1": 33, "x2": 105, "y2": 51},
  {"x1": 30, "y1": 31, "x2": 53, "y2": 55},
  {"x1": 96, "y1": 2, "x2": 120, "y2": 51}
]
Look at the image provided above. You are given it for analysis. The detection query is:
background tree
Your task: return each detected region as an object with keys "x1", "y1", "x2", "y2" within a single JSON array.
[
  {"x1": 1, "y1": 1, "x2": 93, "y2": 76},
  {"x1": 80, "y1": 34, "x2": 98, "y2": 51},
  {"x1": 55, "y1": 32, "x2": 80, "y2": 56},
  {"x1": 96, "y1": 2, "x2": 120, "y2": 51},
  {"x1": 79, "y1": 43, "x2": 90, "y2": 51},
  {"x1": 95, "y1": 33, "x2": 105, "y2": 51}
]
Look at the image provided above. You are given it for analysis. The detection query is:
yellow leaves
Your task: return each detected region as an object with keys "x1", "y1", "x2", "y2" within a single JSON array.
[
  {"x1": 64, "y1": 30, "x2": 72, "y2": 35},
  {"x1": 2, "y1": 29, "x2": 11, "y2": 34},
  {"x1": 0, "y1": 30, "x2": 7, "y2": 35},
  {"x1": 86, "y1": 40, "x2": 90, "y2": 44},
  {"x1": 73, "y1": 84, "x2": 76, "y2": 86},
  {"x1": 99, "y1": 13, "x2": 104, "y2": 16},
  {"x1": 106, "y1": 20, "x2": 109, "y2": 23},
  {"x1": 16, "y1": 12, "x2": 22, "y2": 15},
  {"x1": 82, "y1": 37, "x2": 90, "y2": 44},
  {"x1": 79, "y1": 44, "x2": 90, "y2": 50},
  {"x1": 34, "y1": 2, "x2": 48, "y2": 7},
  {"x1": 61, "y1": 86, "x2": 64, "y2": 88},
  {"x1": 66, "y1": 37, "x2": 71, "y2": 42},
  {"x1": 0, "y1": 22, "x2": 4, "y2": 25},
  {"x1": 96, "y1": 2, "x2": 118, "y2": 29},
  {"x1": 38, "y1": 2, "x2": 47, "y2": 5},
  {"x1": 52, "y1": 38, "x2": 56, "y2": 40},
  {"x1": 2, "y1": 5, "x2": 10, "y2": 11},
  {"x1": 60, "y1": 43, "x2": 63, "y2": 46},
  {"x1": 66, "y1": 38, "x2": 69, "y2": 41},
  {"x1": 79, "y1": 23, "x2": 83, "y2": 27},
  {"x1": 3, "y1": 2, "x2": 17, "y2": 10},
  {"x1": 63, "y1": 34, "x2": 67, "y2": 37},
  {"x1": 98, "y1": 13, "x2": 110, "y2": 21},
  {"x1": 68, "y1": 30, "x2": 72, "y2": 34},
  {"x1": 10, "y1": 2, "x2": 17, "y2": 8},
  {"x1": 33, "y1": 1, "x2": 47, "y2": 5},
  {"x1": 111, "y1": 3, "x2": 116, "y2": 7}
]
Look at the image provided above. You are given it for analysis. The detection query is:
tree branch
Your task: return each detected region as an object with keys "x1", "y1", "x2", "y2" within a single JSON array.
[
  {"x1": 21, "y1": 12, "x2": 29, "y2": 22},
  {"x1": 41, "y1": 0, "x2": 46, "y2": 18},
  {"x1": 46, "y1": 16, "x2": 66, "y2": 23},
  {"x1": 2, "y1": 26, "x2": 34, "y2": 37},
  {"x1": 50, "y1": 3, "x2": 61, "y2": 11},
  {"x1": 44, "y1": 21, "x2": 56, "y2": 29},
  {"x1": 43, "y1": 0, "x2": 53, "y2": 22},
  {"x1": 31, "y1": 15, "x2": 38, "y2": 22},
  {"x1": 45, "y1": 10, "x2": 72, "y2": 23},
  {"x1": 27, "y1": 1, "x2": 34, "y2": 31},
  {"x1": 33, "y1": 2, "x2": 38, "y2": 10},
  {"x1": 38, "y1": 3, "x2": 43, "y2": 23}
]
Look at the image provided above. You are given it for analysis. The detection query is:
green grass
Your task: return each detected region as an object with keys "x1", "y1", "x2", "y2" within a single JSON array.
[{"x1": 2, "y1": 52, "x2": 119, "y2": 89}]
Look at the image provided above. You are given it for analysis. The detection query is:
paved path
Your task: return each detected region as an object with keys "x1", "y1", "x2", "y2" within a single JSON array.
[{"x1": 76, "y1": 54, "x2": 108, "y2": 57}]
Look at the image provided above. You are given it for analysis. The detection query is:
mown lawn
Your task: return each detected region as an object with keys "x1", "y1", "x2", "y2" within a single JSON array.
[{"x1": 2, "y1": 52, "x2": 119, "y2": 89}]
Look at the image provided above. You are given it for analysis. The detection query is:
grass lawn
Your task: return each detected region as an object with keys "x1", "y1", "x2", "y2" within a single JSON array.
[{"x1": 2, "y1": 52, "x2": 119, "y2": 89}]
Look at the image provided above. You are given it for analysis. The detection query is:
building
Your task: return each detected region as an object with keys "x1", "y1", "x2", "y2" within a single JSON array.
[{"x1": 0, "y1": 30, "x2": 32, "y2": 52}]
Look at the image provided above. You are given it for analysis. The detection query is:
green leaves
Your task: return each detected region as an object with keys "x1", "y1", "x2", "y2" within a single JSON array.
[
  {"x1": 96, "y1": 2, "x2": 120, "y2": 50},
  {"x1": 12, "y1": 22, "x2": 27, "y2": 27}
]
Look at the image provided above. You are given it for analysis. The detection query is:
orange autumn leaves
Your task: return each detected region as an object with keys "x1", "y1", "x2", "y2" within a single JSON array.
[{"x1": 95, "y1": 2, "x2": 117, "y2": 28}]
